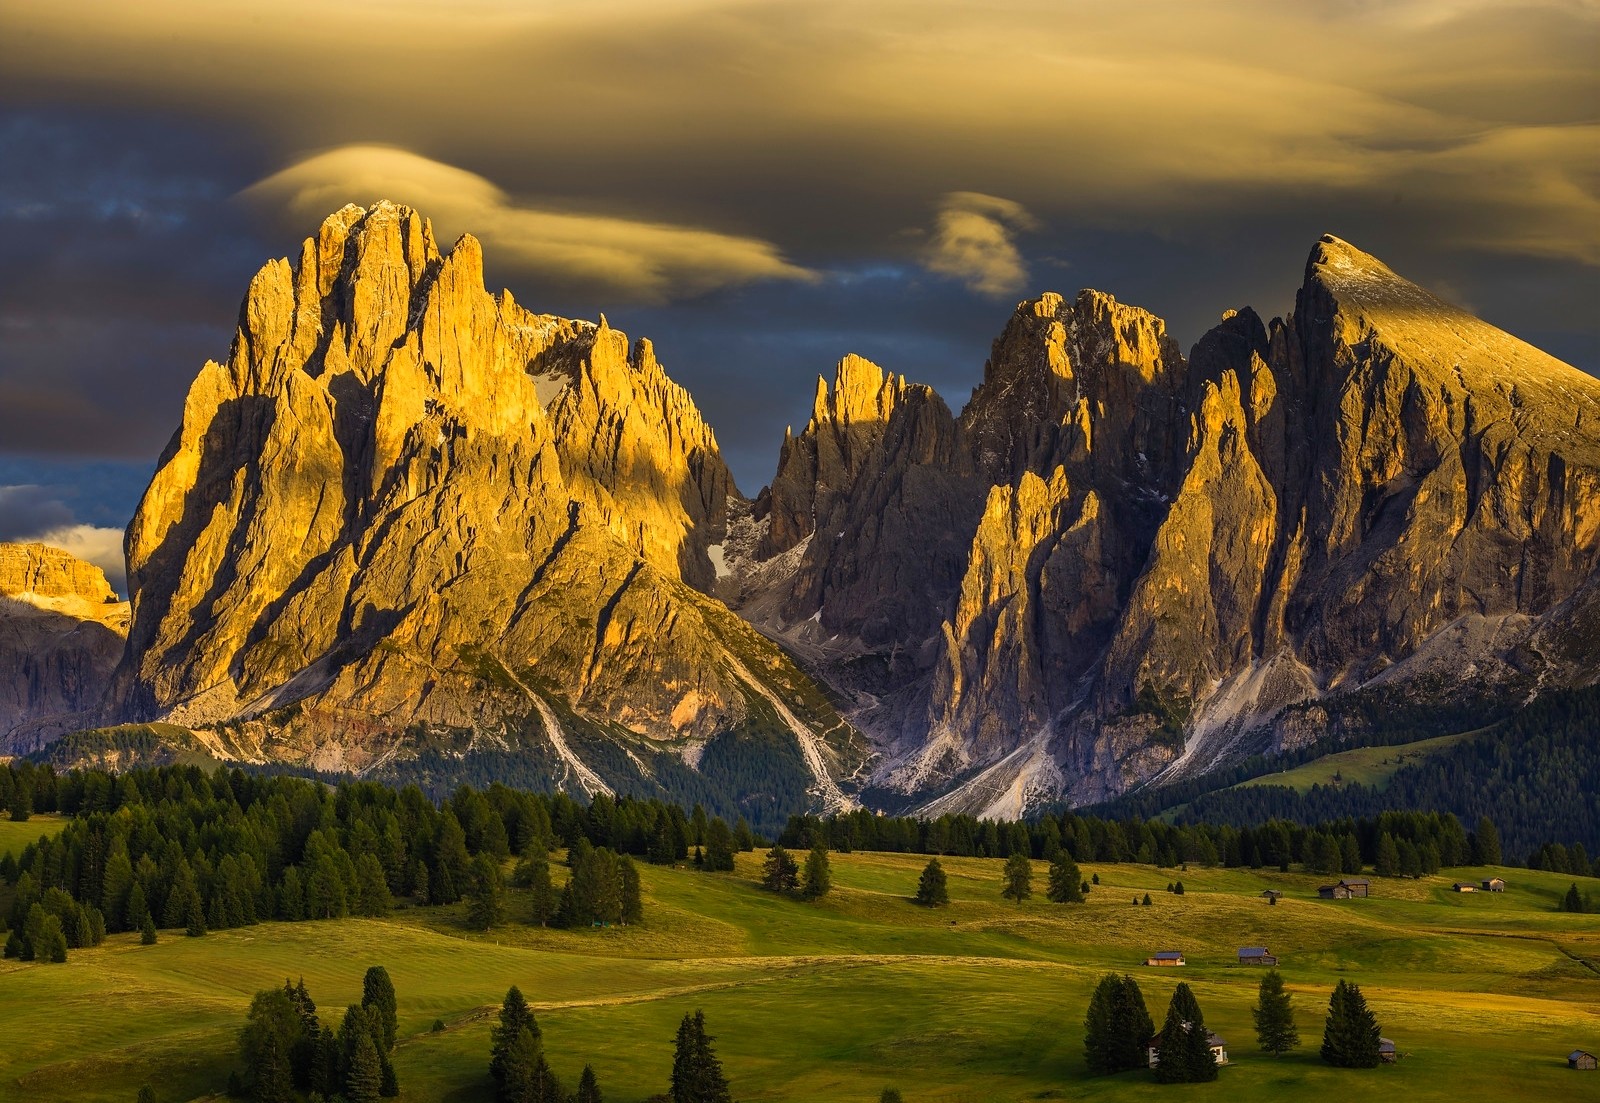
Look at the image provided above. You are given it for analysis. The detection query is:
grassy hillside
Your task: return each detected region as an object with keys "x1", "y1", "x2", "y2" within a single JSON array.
[
  {"x1": 1, "y1": 851, "x2": 1596, "y2": 1103},
  {"x1": 1233, "y1": 731, "x2": 1478, "y2": 794}
]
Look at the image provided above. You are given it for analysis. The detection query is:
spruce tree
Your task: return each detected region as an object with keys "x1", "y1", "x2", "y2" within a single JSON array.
[
  {"x1": 344, "y1": 1030, "x2": 383, "y2": 1103},
  {"x1": 1252, "y1": 969, "x2": 1299, "y2": 1056},
  {"x1": 1082, "y1": 974, "x2": 1119, "y2": 1074},
  {"x1": 879, "y1": 1091, "x2": 904, "y2": 1103},
  {"x1": 801, "y1": 841, "x2": 832, "y2": 899},
  {"x1": 362, "y1": 966, "x2": 398, "y2": 1053},
  {"x1": 733, "y1": 817, "x2": 755, "y2": 852},
  {"x1": 1047, "y1": 852, "x2": 1084, "y2": 903},
  {"x1": 126, "y1": 881, "x2": 151, "y2": 932},
  {"x1": 1561, "y1": 883, "x2": 1585, "y2": 913},
  {"x1": 1109, "y1": 975, "x2": 1154, "y2": 1072},
  {"x1": 575, "y1": 1064, "x2": 603, "y2": 1103},
  {"x1": 761, "y1": 846, "x2": 799, "y2": 894},
  {"x1": 138, "y1": 1085, "x2": 157, "y2": 1103},
  {"x1": 491, "y1": 986, "x2": 540, "y2": 1088},
  {"x1": 1374, "y1": 833, "x2": 1400, "y2": 877},
  {"x1": 466, "y1": 853, "x2": 507, "y2": 930},
  {"x1": 1475, "y1": 816, "x2": 1501, "y2": 865},
  {"x1": 251, "y1": 1026, "x2": 295, "y2": 1103},
  {"x1": 704, "y1": 818, "x2": 737, "y2": 872},
  {"x1": 670, "y1": 1010, "x2": 732, "y2": 1103},
  {"x1": 619, "y1": 854, "x2": 644, "y2": 925},
  {"x1": 1002, "y1": 852, "x2": 1032, "y2": 903},
  {"x1": 914, "y1": 858, "x2": 949, "y2": 907},
  {"x1": 185, "y1": 891, "x2": 207, "y2": 938},
  {"x1": 140, "y1": 913, "x2": 158, "y2": 945},
  {"x1": 1156, "y1": 982, "x2": 1217, "y2": 1082},
  {"x1": 1320, "y1": 979, "x2": 1382, "y2": 1067}
]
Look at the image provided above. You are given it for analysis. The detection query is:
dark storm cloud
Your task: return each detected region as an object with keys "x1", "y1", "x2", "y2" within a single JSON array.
[
  {"x1": 0, "y1": 0, "x2": 1595, "y2": 502},
  {"x1": 0, "y1": 109, "x2": 270, "y2": 458}
]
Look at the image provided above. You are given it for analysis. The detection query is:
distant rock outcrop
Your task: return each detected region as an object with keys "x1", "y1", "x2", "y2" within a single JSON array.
[
  {"x1": 733, "y1": 236, "x2": 1600, "y2": 815},
  {"x1": 0, "y1": 542, "x2": 128, "y2": 752}
]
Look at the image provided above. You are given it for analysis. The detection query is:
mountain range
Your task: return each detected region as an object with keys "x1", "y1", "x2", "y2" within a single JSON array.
[{"x1": 3, "y1": 201, "x2": 1596, "y2": 823}]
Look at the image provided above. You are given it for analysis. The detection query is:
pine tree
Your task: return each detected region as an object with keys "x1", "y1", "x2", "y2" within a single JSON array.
[
  {"x1": 733, "y1": 817, "x2": 755, "y2": 852},
  {"x1": 619, "y1": 854, "x2": 644, "y2": 924},
  {"x1": 879, "y1": 1091, "x2": 904, "y2": 1103},
  {"x1": 1560, "y1": 883, "x2": 1585, "y2": 913},
  {"x1": 345, "y1": 1029, "x2": 382, "y2": 1103},
  {"x1": 1252, "y1": 969, "x2": 1300, "y2": 1056},
  {"x1": 1374, "y1": 832, "x2": 1400, "y2": 877},
  {"x1": 1154, "y1": 982, "x2": 1217, "y2": 1083},
  {"x1": 138, "y1": 1085, "x2": 157, "y2": 1103},
  {"x1": 670, "y1": 1010, "x2": 733, "y2": 1103},
  {"x1": 575, "y1": 1064, "x2": 603, "y2": 1103},
  {"x1": 185, "y1": 890, "x2": 207, "y2": 938},
  {"x1": 1141, "y1": 892, "x2": 1152, "y2": 906},
  {"x1": 140, "y1": 912, "x2": 158, "y2": 945},
  {"x1": 362, "y1": 966, "x2": 398, "y2": 1054},
  {"x1": 914, "y1": 858, "x2": 949, "y2": 906},
  {"x1": 801, "y1": 841, "x2": 832, "y2": 899},
  {"x1": 491, "y1": 987, "x2": 540, "y2": 1088},
  {"x1": 1047, "y1": 852, "x2": 1084, "y2": 903},
  {"x1": 1002, "y1": 852, "x2": 1032, "y2": 903},
  {"x1": 126, "y1": 881, "x2": 151, "y2": 932},
  {"x1": 466, "y1": 853, "x2": 507, "y2": 930},
  {"x1": 704, "y1": 818, "x2": 737, "y2": 872},
  {"x1": 1475, "y1": 816, "x2": 1502, "y2": 865},
  {"x1": 355, "y1": 853, "x2": 392, "y2": 917},
  {"x1": 251, "y1": 1025, "x2": 296, "y2": 1103},
  {"x1": 1084, "y1": 973, "x2": 1153, "y2": 1074},
  {"x1": 761, "y1": 846, "x2": 799, "y2": 894},
  {"x1": 1320, "y1": 979, "x2": 1382, "y2": 1067}
]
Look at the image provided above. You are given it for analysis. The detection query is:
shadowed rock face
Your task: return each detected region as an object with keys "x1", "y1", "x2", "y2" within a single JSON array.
[
  {"x1": 109, "y1": 202, "x2": 859, "y2": 799},
  {"x1": 0, "y1": 543, "x2": 128, "y2": 751},
  {"x1": 736, "y1": 236, "x2": 1600, "y2": 814}
]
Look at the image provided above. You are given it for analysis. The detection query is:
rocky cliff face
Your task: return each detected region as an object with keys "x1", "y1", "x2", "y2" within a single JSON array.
[
  {"x1": 109, "y1": 202, "x2": 862, "y2": 811},
  {"x1": 732, "y1": 235, "x2": 1600, "y2": 815},
  {"x1": 0, "y1": 543, "x2": 129, "y2": 752},
  {"x1": 43, "y1": 212, "x2": 1595, "y2": 821}
]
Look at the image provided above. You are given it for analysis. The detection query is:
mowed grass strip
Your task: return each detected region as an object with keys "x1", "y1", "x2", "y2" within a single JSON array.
[{"x1": 0, "y1": 853, "x2": 1595, "y2": 1102}]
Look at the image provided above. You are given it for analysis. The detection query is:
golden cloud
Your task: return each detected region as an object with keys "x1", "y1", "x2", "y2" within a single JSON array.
[
  {"x1": 241, "y1": 145, "x2": 814, "y2": 302},
  {"x1": 922, "y1": 192, "x2": 1039, "y2": 296}
]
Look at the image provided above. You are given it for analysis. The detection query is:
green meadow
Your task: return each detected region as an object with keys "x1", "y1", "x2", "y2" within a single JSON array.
[
  {"x1": 1, "y1": 850, "x2": 1596, "y2": 1103},
  {"x1": 0, "y1": 813, "x2": 66, "y2": 860},
  {"x1": 1232, "y1": 732, "x2": 1480, "y2": 794}
]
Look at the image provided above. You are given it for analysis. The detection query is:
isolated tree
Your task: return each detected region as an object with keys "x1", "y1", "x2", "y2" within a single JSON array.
[
  {"x1": 1047, "y1": 852, "x2": 1084, "y2": 903},
  {"x1": 362, "y1": 966, "x2": 398, "y2": 1054},
  {"x1": 1320, "y1": 979, "x2": 1382, "y2": 1067},
  {"x1": 1002, "y1": 852, "x2": 1032, "y2": 903},
  {"x1": 1252, "y1": 969, "x2": 1300, "y2": 1056},
  {"x1": 761, "y1": 845, "x2": 799, "y2": 894},
  {"x1": 137, "y1": 1086, "x2": 157, "y2": 1103},
  {"x1": 915, "y1": 858, "x2": 949, "y2": 907},
  {"x1": 670, "y1": 1010, "x2": 733, "y2": 1103},
  {"x1": 467, "y1": 853, "x2": 507, "y2": 930},
  {"x1": 1083, "y1": 973, "x2": 1153, "y2": 1074},
  {"x1": 140, "y1": 913, "x2": 158, "y2": 945},
  {"x1": 879, "y1": 1091, "x2": 904, "y2": 1103},
  {"x1": 491, "y1": 986, "x2": 540, "y2": 1089},
  {"x1": 1141, "y1": 893, "x2": 1153, "y2": 906},
  {"x1": 801, "y1": 841, "x2": 832, "y2": 899},
  {"x1": 1154, "y1": 982, "x2": 1217, "y2": 1083},
  {"x1": 574, "y1": 1064, "x2": 603, "y2": 1103},
  {"x1": 1561, "y1": 884, "x2": 1586, "y2": 913},
  {"x1": 1173, "y1": 880, "x2": 1185, "y2": 896}
]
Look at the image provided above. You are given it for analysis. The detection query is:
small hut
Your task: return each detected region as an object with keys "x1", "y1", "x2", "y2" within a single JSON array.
[
  {"x1": 1451, "y1": 882, "x2": 1478, "y2": 893},
  {"x1": 1571, "y1": 1050, "x2": 1598, "y2": 1071},
  {"x1": 1237, "y1": 946, "x2": 1277, "y2": 966},
  {"x1": 1380, "y1": 1038, "x2": 1398, "y2": 1063},
  {"x1": 1482, "y1": 877, "x2": 1506, "y2": 892},
  {"x1": 1145, "y1": 950, "x2": 1185, "y2": 967}
]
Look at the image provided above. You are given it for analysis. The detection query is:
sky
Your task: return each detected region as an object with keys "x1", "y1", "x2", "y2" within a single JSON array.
[{"x1": 1, "y1": 0, "x2": 1596, "y2": 594}]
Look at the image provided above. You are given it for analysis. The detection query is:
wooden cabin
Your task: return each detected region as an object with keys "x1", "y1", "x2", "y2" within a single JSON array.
[
  {"x1": 1148, "y1": 1032, "x2": 1228, "y2": 1068},
  {"x1": 1260, "y1": 889, "x2": 1283, "y2": 901},
  {"x1": 1571, "y1": 1050, "x2": 1598, "y2": 1071},
  {"x1": 1318, "y1": 878, "x2": 1371, "y2": 900},
  {"x1": 1451, "y1": 882, "x2": 1477, "y2": 893},
  {"x1": 1146, "y1": 950, "x2": 1185, "y2": 967},
  {"x1": 1482, "y1": 877, "x2": 1506, "y2": 892},
  {"x1": 1380, "y1": 1038, "x2": 1398, "y2": 1064},
  {"x1": 1237, "y1": 946, "x2": 1277, "y2": 966}
]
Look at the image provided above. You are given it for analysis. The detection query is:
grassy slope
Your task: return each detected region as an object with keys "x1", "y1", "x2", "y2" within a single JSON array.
[
  {"x1": 1233, "y1": 731, "x2": 1479, "y2": 794},
  {"x1": 0, "y1": 853, "x2": 1596, "y2": 1103}
]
